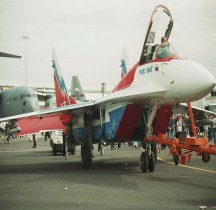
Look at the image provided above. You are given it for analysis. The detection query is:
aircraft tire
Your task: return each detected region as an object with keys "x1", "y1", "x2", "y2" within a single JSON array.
[
  {"x1": 82, "y1": 145, "x2": 92, "y2": 169},
  {"x1": 201, "y1": 153, "x2": 210, "y2": 163},
  {"x1": 151, "y1": 142, "x2": 157, "y2": 163},
  {"x1": 148, "y1": 151, "x2": 155, "y2": 172},
  {"x1": 140, "y1": 152, "x2": 148, "y2": 173}
]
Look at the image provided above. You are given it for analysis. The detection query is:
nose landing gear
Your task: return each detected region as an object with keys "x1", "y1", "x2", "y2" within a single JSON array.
[{"x1": 140, "y1": 142, "x2": 156, "y2": 173}]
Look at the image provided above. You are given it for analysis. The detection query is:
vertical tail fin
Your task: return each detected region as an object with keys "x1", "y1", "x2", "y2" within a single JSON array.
[
  {"x1": 52, "y1": 47, "x2": 76, "y2": 107},
  {"x1": 120, "y1": 47, "x2": 130, "y2": 78},
  {"x1": 71, "y1": 76, "x2": 86, "y2": 102},
  {"x1": 120, "y1": 59, "x2": 127, "y2": 78}
]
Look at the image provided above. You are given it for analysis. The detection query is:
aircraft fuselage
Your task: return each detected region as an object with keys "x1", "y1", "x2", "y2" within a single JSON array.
[{"x1": 0, "y1": 86, "x2": 40, "y2": 118}]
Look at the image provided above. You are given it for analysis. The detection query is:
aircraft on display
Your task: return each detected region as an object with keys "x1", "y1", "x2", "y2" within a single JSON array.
[
  {"x1": 0, "y1": 59, "x2": 87, "y2": 137},
  {"x1": 0, "y1": 86, "x2": 41, "y2": 135},
  {"x1": 1, "y1": 68, "x2": 89, "y2": 137},
  {"x1": 0, "y1": 50, "x2": 41, "y2": 135},
  {"x1": 0, "y1": 50, "x2": 65, "y2": 137},
  {"x1": 120, "y1": 47, "x2": 216, "y2": 128},
  {"x1": 1, "y1": 5, "x2": 216, "y2": 172}
]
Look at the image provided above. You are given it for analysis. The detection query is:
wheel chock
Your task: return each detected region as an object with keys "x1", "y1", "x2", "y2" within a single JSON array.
[
  {"x1": 181, "y1": 155, "x2": 186, "y2": 165},
  {"x1": 188, "y1": 153, "x2": 192, "y2": 163}
]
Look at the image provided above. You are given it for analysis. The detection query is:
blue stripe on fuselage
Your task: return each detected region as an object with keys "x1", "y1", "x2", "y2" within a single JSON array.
[
  {"x1": 104, "y1": 106, "x2": 126, "y2": 140},
  {"x1": 72, "y1": 106, "x2": 127, "y2": 144},
  {"x1": 52, "y1": 60, "x2": 69, "y2": 97}
]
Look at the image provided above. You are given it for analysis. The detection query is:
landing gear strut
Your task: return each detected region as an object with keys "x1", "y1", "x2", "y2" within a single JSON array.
[
  {"x1": 81, "y1": 114, "x2": 94, "y2": 169},
  {"x1": 81, "y1": 144, "x2": 92, "y2": 169}
]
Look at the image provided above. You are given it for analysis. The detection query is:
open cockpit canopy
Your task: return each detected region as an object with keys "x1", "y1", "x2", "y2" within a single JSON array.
[
  {"x1": 156, "y1": 42, "x2": 176, "y2": 59},
  {"x1": 139, "y1": 5, "x2": 175, "y2": 64}
]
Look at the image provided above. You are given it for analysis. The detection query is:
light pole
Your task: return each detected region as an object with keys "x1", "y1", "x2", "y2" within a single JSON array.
[{"x1": 22, "y1": 36, "x2": 29, "y2": 86}]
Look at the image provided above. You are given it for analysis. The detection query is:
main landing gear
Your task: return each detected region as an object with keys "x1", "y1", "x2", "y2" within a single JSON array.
[
  {"x1": 139, "y1": 101, "x2": 159, "y2": 173},
  {"x1": 81, "y1": 144, "x2": 92, "y2": 169},
  {"x1": 140, "y1": 142, "x2": 156, "y2": 173},
  {"x1": 81, "y1": 114, "x2": 94, "y2": 169}
]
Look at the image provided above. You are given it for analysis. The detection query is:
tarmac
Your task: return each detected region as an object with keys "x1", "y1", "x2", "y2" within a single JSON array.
[{"x1": 0, "y1": 136, "x2": 216, "y2": 210}]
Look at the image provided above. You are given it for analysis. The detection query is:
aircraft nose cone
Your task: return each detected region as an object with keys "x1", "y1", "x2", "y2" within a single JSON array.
[
  {"x1": 188, "y1": 61, "x2": 216, "y2": 99},
  {"x1": 167, "y1": 59, "x2": 216, "y2": 102}
]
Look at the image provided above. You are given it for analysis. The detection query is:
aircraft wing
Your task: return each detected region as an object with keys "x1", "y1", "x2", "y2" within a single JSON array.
[
  {"x1": 0, "y1": 86, "x2": 167, "y2": 135},
  {"x1": 95, "y1": 86, "x2": 168, "y2": 105},
  {"x1": 0, "y1": 52, "x2": 21, "y2": 58},
  {"x1": 0, "y1": 86, "x2": 167, "y2": 123},
  {"x1": 0, "y1": 101, "x2": 94, "y2": 123},
  {"x1": 0, "y1": 100, "x2": 94, "y2": 136},
  {"x1": 17, "y1": 114, "x2": 66, "y2": 135}
]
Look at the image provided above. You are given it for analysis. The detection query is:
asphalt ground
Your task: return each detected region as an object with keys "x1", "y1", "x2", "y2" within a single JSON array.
[{"x1": 0, "y1": 136, "x2": 216, "y2": 210}]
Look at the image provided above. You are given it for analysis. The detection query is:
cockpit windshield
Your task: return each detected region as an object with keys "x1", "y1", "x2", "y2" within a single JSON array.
[
  {"x1": 156, "y1": 43, "x2": 176, "y2": 59},
  {"x1": 139, "y1": 5, "x2": 174, "y2": 64}
]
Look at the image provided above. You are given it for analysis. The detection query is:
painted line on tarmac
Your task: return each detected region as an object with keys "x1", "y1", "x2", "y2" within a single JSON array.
[
  {"x1": 0, "y1": 149, "x2": 49, "y2": 152},
  {"x1": 158, "y1": 157, "x2": 216, "y2": 174}
]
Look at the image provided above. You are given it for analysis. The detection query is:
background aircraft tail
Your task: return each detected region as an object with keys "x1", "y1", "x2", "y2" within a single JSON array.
[
  {"x1": 52, "y1": 47, "x2": 76, "y2": 107},
  {"x1": 71, "y1": 76, "x2": 86, "y2": 102},
  {"x1": 120, "y1": 47, "x2": 130, "y2": 78}
]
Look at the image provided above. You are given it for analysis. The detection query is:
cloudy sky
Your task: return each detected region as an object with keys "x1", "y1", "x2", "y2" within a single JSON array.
[{"x1": 0, "y1": 0, "x2": 216, "y2": 96}]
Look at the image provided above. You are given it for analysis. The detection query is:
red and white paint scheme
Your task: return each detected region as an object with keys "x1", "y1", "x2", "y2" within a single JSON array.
[{"x1": 1, "y1": 5, "x2": 215, "y2": 172}]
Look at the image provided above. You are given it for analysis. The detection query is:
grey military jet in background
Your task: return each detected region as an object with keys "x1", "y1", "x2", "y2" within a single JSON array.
[{"x1": 0, "y1": 51, "x2": 40, "y2": 135}]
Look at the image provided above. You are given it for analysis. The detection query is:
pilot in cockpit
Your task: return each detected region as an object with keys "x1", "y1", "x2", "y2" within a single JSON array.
[
  {"x1": 156, "y1": 36, "x2": 176, "y2": 59},
  {"x1": 161, "y1": 36, "x2": 168, "y2": 44},
  {"x1": 142, "y1": 36, "x2": 175, "y2": 63}
]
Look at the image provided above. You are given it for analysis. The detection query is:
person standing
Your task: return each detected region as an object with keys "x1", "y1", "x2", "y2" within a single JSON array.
[
  {"x1": 32, "y1": 134, "x2": 37, "y2": 148},
  {"x1": 44, "y1": 132, "x2": 51, "y2": 141},
  {"x1": 4, "y1": 123, "x2": 10, "y2": 144},
  {"x1": 167, "y1": 115, "x2": 175, "y2": 139},
  {"x1": 175, "y1": 115, "x2": 183, "y2": 138},
  {"x1": 212, "y1": 116, "x2": 216, "y2": 145}
]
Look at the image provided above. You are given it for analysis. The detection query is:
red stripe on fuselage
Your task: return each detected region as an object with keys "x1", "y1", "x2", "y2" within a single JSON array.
[
  {"x1": 112, "y1": 56, "x2": 181, "y2": 93},
  {"x1": 115, "y1": 105, "x2": 142, "y2": 139},
  {"x1": 153, "y1": 105, "x2": 172, "y2": 136},
  {"x1": 112, "y1": 62, "x2": 140, "y2": 93}
]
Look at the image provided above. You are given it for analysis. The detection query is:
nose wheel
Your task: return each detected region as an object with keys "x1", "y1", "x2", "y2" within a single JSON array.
[{"x1": 140, "y1": 143, "x2": 156, "y2": 173}]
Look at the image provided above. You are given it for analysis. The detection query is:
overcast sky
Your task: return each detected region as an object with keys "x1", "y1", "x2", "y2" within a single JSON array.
[{"x1": 0, "y1": 0, "x2": 216, "y2": 96}]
